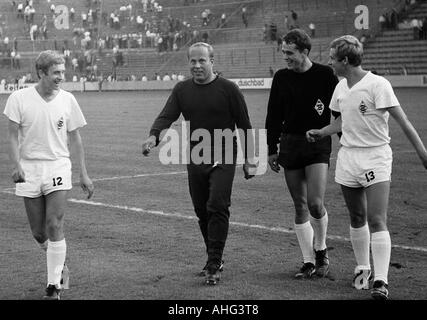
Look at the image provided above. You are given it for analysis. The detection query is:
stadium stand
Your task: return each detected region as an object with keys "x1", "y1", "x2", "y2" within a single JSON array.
[{"x1": 0, "y1": 0, "x2": 425, "y2": 84}]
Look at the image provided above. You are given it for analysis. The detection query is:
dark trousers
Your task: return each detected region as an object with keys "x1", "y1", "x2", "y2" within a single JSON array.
[{"x1": 187, "y1": 163, "x2": 236, "y2": 265}]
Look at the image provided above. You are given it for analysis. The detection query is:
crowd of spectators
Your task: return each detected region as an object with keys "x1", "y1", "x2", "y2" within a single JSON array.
[{"x1": 1, "y1": 0, "x2": 238, "y2": 82}]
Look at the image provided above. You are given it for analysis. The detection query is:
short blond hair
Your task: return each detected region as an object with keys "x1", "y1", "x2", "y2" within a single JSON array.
[
  {"x1": 35, "y1": 50, "x2": 65, "y2": 78},
  {"x1": 187, "y1": 42, "x2": 214, "y2": 59},
  {"x1": 330, "y1": 35, "x2": 363, "y2": 66}
]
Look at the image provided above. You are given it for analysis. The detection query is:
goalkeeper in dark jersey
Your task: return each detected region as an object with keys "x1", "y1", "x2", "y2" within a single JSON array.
[{"x1": 265, "y1": 29, "x2": 339, "y2": 279}]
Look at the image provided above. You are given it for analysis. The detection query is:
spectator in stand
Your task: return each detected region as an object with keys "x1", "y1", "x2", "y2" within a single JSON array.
[
  {"x1": 29, "y1": 5, "x2": 35, "y2": 24},
  {"x1": 177, "y1": 72, "x2": 185, "y2": 81},
  {"x1": 422, "y1": 17, "x2": 427, "y2": 40},
  {"x1": 41, "y1": 24, "x2": 48, "y2": 40},
  {"x1": 137, "y1": 15, "x2": 144, "y2": 31},
  {"x1": 70, "y1": 8, "x2": 75, "y2": 23},
  {"x1": 219, "y1": 13, "x2": 226, "y2": 28},
  {"x1": 418, "y1": 18, "x2": 424, "y2": 40},
  {"x1": 171, "y1": 72, "x2": 177, "y2": 80},
  {"x1": 82, "y1": 11, "x2": 88, "y2": 28},
  {"x1": 390, "y1": 8, "x2": 398, "y2": 30},
  {"x1": 379, "y1": 14, "x2": 386, "y2": 31},
  {"x1": 24, "y1": 4, "x2": 31, "y2": 26},
  {"x1": 277, "y1": 34, "x2": 282, "y2": 51},
  {"x1": 202, "y1": 31, "x2": 209, "y2": 43},
  {"x1": 30, "y1": 24, "x2": 38, "y2": 41},
  {"x1": 141, "y1": 74, "x2": 148, "y2": 81},
  {"x1": 4, "y1": 36, "x2": 10, "y2": 55},
  {"x1": 284, "y1": 15, "x2": 290, "y2": 33},
  {"x1": 242, "y1": 7, "x2": 248, "y2": 28},
  {"x1": 270, "y1": 22, "x2": 277, "y2": 41},
  {"x1": 262, "y1": 24, "x2": 268, "y2": 43},
  {"x1": 411, "y1": 17, "x2": 420, "y2": 39},
  {"x1": 17, "y1": 2, "x2": 23, "y2": 19},
  {"x1": 291, "y1": 10, "x2": 299, "y2": 29},
  {"x1": 163, "y1": 73, "x2": 171, "y2": 81},
  {"x1": 309, "y1": 23, "x2": 316, "y2": 38},
  {"x1": 202, "y1": 10, "x2": 208, "y2": 26}
]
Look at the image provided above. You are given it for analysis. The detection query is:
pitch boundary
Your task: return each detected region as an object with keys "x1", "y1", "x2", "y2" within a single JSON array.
[{"x1": 67, "y1": 198, "x2": 427, "y2": 254}]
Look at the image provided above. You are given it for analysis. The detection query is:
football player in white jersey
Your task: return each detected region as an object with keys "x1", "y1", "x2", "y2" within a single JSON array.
[
  {"x1": 306, "y1": 35, "x2": 427, "y2": 300},
  {"x1": 3, "y1": 50, "x2": 94, "y2": 300}
]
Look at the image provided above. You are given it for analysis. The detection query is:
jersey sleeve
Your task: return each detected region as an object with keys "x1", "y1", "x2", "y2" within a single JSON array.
[
  {"x1": 328, "y1": 81, "x2": 342, "y2": 113},
  {"x1": 149, "y1": 83, "x2": 182, "y2": 145},
  {"x1": 229, "y1": 81, "x2": 252, "y2": 130},
  {"x1": 3, "y1": 91, "x2": 21, "y2": 124},
  {"x1": 265, "y1": 72, "x2": 285, "y2": 155},
  {"x1": 67, "y1": 93, "x2": 87, "y2": 132},
  {"x1": 373, "y1": 77, "x2": 400, "y2": 110}
]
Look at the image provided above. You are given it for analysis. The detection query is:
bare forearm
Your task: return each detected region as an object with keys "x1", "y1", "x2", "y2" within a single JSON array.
[
  {"x1": 319, "y1": 116, "x2": 342, "y2": 138},
  {"x1": 401, "y1": 122, "x2": 427, "y2": 160},
  {"x1": 8, "y1": 136, "x2": 20, "y2": 167},
  {"x1": 70, "y1": 132, "x2": 89, "y2": 177}
]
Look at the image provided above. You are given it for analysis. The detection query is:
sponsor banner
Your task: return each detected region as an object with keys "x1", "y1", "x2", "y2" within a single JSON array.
[
  {"x1": 230, "y1": 78, "x2": 272, "y2": 90},
  {"x1": 0, "y1": 83, "x2": 35, "y2": 94}
]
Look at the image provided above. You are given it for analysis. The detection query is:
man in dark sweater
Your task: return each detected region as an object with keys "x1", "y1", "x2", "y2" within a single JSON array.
[
  {"x1": 142, "y1": 42, "x2": 255, "y2": 285},
  {"x1": 265, "y1": 29, "x2": 339, "y2": 279}
]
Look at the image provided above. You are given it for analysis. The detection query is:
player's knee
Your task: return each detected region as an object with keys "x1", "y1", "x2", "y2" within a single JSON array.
[
  {"x1": 367, "y1": 216, "x2": 387, "y2": 232},
  {"x1": 32, "y1": 232, "x2": 47, "y2": 244},
  {"x1": 46, "y1": 218, "x2": 64, "y2": 238},
  {"x1": 307, "y1": 201, "x2": 323, "y2": 218}
]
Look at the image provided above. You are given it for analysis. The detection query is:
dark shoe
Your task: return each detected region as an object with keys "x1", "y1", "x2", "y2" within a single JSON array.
[
  {"x1": 199, "y1": 260, "x2": 223, "y2": 277},
  {"x1": 295, "y1": 262, "x2": 316, "y2": 279},
  {"x1": 371, "y1": 280, "x2": 389, "y2": 300},
  {"x1": 43, "y1": 284, "x2": 62, "y2": 300},
  {"x1": 314, "y1": 249, "x2": 330, "y2": 277},
  {"x1": 205, "y1": 262, "x2": 222, "y2": 285}
]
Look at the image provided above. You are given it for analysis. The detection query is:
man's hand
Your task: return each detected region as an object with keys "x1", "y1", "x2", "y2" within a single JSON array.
[
  {"x1": 80, "y1": 175, "x2": 94, "y2": 199},
  {"x1": 268, "y1": 154, "x2": 280, "y2": 173},
  {"x1": 306, "y1": 129, "x2": 324, "y2": 143},
  {"x1": 12, "y1": 165, "x2": 25, "y2": 183},
  {"x1": 243, "y1": 162, "x2": 256, "y2": 180},
  {"x1": 142, "y1": 135, "x2": 157, "y2": 156}
]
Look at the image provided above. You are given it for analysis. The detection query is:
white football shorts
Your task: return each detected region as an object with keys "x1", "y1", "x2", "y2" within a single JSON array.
[
  {"x1": 16, "y1": 158, "x2": 72, "y2": 198},
  {"x1": 335, "y1": 144, "x2": 392, "y2": 188}
]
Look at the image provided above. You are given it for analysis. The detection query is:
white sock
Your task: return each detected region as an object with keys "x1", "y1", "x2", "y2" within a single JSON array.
[
  {"x1": 47, "y1": 239, "x2": 66, "y2": 286},
  {"x1": 371, "y1": 231, "x2": 391, "y2": 284},
  {"x1": 310, "y1": 211, "x2": 328, "y2": 251},
  {"x1": 294, "y1": 221, "x2": 314, "y2": 264},
  {"x1": 350, "y1": 224, "x2": 371, "y2": 270},
  {"x1": 35, "y1": 239, "x2": 48, "y2": 252}
]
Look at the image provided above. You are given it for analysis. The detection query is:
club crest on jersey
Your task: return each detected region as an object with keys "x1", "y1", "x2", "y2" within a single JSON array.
[
  {"x1": 314, "y1": 99, "x2": 325, "y2": 116},
  {"x1": 359, "y1": 101, "x2": 368, "y2": 115},
  {"x1": 57, "y1": 117, "x2": 64, "y2": 130}
]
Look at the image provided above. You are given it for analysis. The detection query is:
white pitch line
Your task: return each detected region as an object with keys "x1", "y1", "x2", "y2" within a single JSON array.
[
  {"x1": 91, "y1": 170, "x2": 187, "y2": 182},
  {"x1": 68, "y1": 198, "x2": 427, "y2": 254}
]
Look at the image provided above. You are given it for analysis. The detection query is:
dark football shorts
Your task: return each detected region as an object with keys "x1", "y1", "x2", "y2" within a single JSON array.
[{"x1": 278, "y1": 133, "x2": 332, "y2": 170}]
